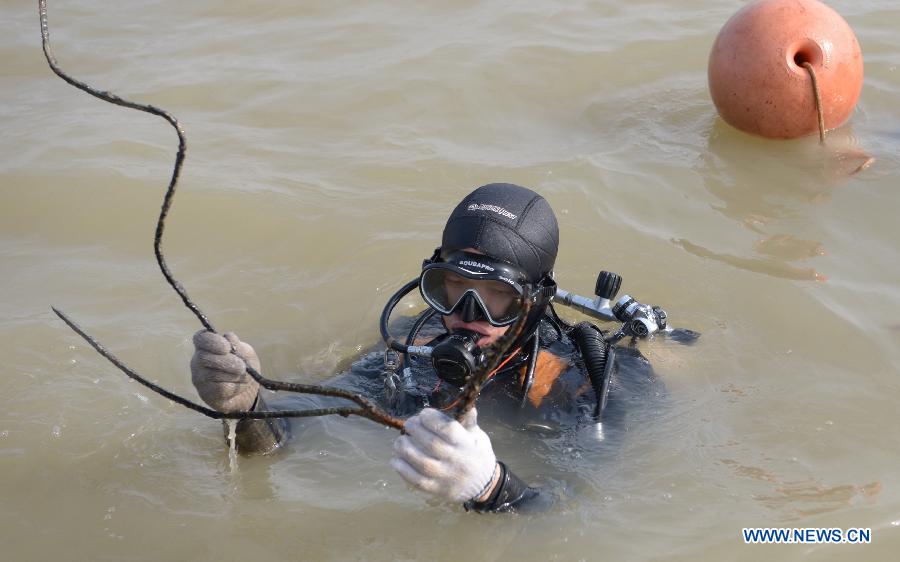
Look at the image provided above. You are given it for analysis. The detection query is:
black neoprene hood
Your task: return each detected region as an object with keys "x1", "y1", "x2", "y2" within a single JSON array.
[{"x1": 440, "y1": 183, "x2": 559, "y2": 283}]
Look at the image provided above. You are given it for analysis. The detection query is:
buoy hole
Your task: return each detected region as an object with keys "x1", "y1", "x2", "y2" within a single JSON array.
[{"x1": 788, "y1": 40, "x2": 824, "y2": 72}]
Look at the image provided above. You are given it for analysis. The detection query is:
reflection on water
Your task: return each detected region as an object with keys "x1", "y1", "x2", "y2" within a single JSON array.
[
  {"x1": 674, "y1": 238, "x2": 827, "y2": 281},
  {"x1": 719, "y1": 458, "x2": 882, "y2": 520},
  {"x1": 679, "y1": 120, "x2": 879, "y2": 282},
  {"x1": 753, "y1": 234, "x2": 825, "y2": 261}
]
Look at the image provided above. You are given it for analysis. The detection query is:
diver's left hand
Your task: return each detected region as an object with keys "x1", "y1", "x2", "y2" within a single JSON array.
[{"x1": 391, "y1": 407, "x2": 498, "y2": 503}]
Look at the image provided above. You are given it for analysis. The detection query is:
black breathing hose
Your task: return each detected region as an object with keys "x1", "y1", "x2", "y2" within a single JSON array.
[
  {"x1": 519, "y1": 332, "x2": 539, "y2": 408},
  {"x1": 570, "y1": 321, "x2": 615, "y2": 418},
  {"x1": 379, "y1": 278, "x2": 420, "y2": 353},
  {"x1": 403, "y1": 308, "x2": 436, "y2": 365}
]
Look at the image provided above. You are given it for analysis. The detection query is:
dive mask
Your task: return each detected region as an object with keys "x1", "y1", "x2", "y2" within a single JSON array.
[{"x1": 419, "y1": 251, "x2": 529, "y2": 327}]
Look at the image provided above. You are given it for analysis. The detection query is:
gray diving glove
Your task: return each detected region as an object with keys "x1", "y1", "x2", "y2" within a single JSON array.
[{"x1": 190, "y1": 330, "x2": 261, "y2": 413}]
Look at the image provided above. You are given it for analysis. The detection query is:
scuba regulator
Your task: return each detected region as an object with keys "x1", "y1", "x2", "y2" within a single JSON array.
[
  {"x1": 380, "y1": 268, "x2": 698, "y2": 410},
  {"x1": 429, "y1": 329, "x2": 482, "y2": 388}
]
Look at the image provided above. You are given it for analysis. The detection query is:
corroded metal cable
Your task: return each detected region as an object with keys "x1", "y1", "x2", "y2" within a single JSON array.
[
  {"x1": 52, "y1": 307, "x2": 405, "y2": 429},
  {"x1": 40, "y1": 0, "x2": 514, "y2": 431},
  {"x1": 38, "y1": 0, "x2": 404, "y2": 427},
  {"x1": 39, "y1": 0, "x2": 213, "y2": 332}
]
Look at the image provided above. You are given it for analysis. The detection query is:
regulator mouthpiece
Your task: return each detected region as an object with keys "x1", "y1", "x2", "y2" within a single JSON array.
[{"x1": 430, "y1": 329, "x2": 483, "y2": 388}]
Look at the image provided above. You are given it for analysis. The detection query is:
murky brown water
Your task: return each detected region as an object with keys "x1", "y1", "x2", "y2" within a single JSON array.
[{"x1": 3, "y1": 0, "x2": 900, "y2": 560}]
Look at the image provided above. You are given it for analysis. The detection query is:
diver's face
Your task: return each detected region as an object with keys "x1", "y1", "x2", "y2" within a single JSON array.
[{"x1": 440, "y1": 247, "x2": 514, "y2": 347}]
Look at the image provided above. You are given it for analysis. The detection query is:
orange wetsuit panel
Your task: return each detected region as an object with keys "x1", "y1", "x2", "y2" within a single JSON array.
[{"x1": 518, "y1": 350, "x2": 569, "y2": 408}]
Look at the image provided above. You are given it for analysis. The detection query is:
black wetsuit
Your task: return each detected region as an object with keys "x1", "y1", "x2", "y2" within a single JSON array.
[{"x1": 231, "y1": 315, "x2": 661, "y2": 513}]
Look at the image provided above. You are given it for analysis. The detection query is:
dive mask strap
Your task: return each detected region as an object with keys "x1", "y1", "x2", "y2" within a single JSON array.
[
  {"x1": 537, "y1": 275, "x2": 557, "y2": 300},
  {"x1": 422, "y1": 247, "x2": 441, "y2": 268}
]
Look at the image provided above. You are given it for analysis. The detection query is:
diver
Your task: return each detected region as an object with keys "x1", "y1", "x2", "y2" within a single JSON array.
[{"x1": 191, "y1": 182, "x2": 665, "y2": 513}]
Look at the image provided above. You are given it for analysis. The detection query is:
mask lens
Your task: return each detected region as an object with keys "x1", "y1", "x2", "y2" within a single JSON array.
[{"x1": 420, "y1": 268, "x2": 522, "y2": 325}]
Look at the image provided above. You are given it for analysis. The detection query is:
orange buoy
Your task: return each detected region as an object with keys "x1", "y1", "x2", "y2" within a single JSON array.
[{"x1": 708, "y1": 0, "x2": 863, "y2": 139}]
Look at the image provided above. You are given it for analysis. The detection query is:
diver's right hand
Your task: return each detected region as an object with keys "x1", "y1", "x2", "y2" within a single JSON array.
[{"x1": 190, "y1": 330, "x2": 261, "y2": 413}]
